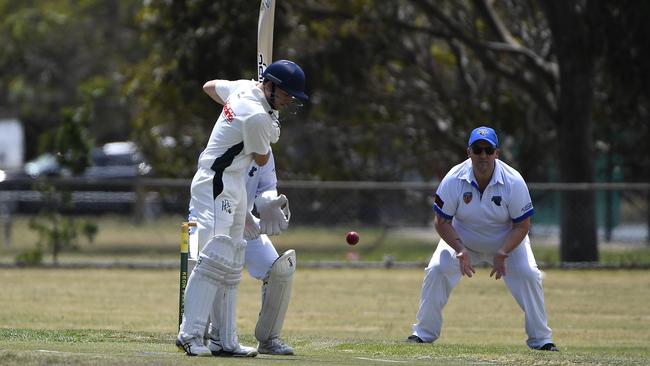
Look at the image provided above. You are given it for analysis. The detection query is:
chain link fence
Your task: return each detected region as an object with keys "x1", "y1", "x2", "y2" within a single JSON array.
[{"x1": 1, "y1": 178, "x2": 649, "y2": 246}]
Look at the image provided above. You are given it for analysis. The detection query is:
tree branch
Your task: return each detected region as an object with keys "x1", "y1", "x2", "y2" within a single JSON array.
[{"x1": 411, "y1": 0, "x2": 556, "y2": 114}]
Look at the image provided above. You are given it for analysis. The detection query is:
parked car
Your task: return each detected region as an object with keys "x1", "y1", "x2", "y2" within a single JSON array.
[
  {"x1": 23, "y1": 141, "x2": 152, "y2": 179},
  {"x1": 83, "y1": 141, "x2": 152, "y2": 179},
  {"x1": 24, "y1": 153, "x2": 71, "y2": 178},
  {"x1": 7, "y1": 141, "x2": 157, "y2": 215}
]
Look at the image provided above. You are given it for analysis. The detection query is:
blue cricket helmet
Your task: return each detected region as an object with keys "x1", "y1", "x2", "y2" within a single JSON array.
[{"x1": 262, "y1": 60, "x2": 309, "y2": 101}]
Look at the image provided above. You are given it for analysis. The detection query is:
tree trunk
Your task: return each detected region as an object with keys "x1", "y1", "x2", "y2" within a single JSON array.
[
  {"x1": 557, "y1": 87, "x2": 599, "y2": 261},
  {"x1": 542, "y1": 1, "x2": 599, "y2": 261}
]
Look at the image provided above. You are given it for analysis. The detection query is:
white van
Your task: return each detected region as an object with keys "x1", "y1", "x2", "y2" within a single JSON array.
[{"x1": 0, "y1": 119, "x2": 24, "y2": 182}]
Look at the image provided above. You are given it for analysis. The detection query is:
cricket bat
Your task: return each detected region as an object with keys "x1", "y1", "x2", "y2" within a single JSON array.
[{"x1": 258, "y1": 0, "x2": 276, "y2": 82}]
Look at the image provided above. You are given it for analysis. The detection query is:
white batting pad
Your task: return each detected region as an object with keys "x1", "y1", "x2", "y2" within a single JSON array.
[
  {"x1": 255, "y1": 249, "x2": 296, "y2": 341},
  {"x1": 219, "y1": 286, "x2": 240, "y2": 351},
  {"x1": 199, "y1": 235, "x2": 247, "y2": 351},
  {"x1": 178, "y1": 268, "x2": 223, "y2": 339},
  {"x1": 201, "y1": 234, "x2": 246, "y2": 269}
]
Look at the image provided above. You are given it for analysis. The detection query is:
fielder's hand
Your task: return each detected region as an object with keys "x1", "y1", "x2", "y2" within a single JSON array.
[
  {"x1": 490, "y1": 249, "x2": 508, "y2": 280},
  {"x1": 456, "y1": 248, "x2": 475, "y2": 277},
  {"x1": 244, "y1": 211, "x2": 261, "y2": 241},
  {"x1": 255, "y1": 194, "x2": 290, "y2": 236}
]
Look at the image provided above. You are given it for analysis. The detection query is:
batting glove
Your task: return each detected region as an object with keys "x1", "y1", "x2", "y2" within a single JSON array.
[
  {"x1": 255, "y1": 194, "x2": 290, "y2": 236},
  {"x1": 244, "y1": 211, "x2": 261, "y2": 241}
]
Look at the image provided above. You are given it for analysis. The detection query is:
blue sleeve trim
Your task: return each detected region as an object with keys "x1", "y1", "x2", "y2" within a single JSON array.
[
  {"x1": 433, "y1": 205, "x2": 453, "y2": 220},
  {"x1": 512, "y1": 208, "x2": 535, "y2": 223}
]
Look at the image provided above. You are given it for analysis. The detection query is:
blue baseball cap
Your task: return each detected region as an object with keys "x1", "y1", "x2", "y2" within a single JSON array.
[{"x1": 468, "y1": 126, "x2": 498, "y2": 147}]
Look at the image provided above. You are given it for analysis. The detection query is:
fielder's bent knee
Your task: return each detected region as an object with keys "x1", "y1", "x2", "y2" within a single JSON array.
[
  {"x1": 431, "y1": 250, "x2": 459, "y2": 276},
  {"x1": 510, "y1": 264, "x2": 542, "y2": 282}
]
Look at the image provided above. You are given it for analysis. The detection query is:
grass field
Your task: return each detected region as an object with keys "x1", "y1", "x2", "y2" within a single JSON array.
[{"x1": 1, "y1": 267, "x2": 649, "y2": 365}]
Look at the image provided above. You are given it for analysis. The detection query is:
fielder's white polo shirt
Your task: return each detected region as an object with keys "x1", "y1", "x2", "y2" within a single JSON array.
[
  {"x1": 433, "y1": 158, "x2": 535, "y2": 253},
  {"x1": 197, "y1": 80, "x2": 278, "y2": 173}
]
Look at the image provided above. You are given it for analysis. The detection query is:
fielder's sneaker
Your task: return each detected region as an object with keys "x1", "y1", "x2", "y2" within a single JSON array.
[
  {"x1": 406, "y1": 335, "x2": 425, "y2": 343},
  {"x1": 258, "y1": 337, "x2": 294, "y2": 355},
  {"x1": 208, "y1": 338, "x2": 258, "y2": 357},
  {"x1": 538, "y1": 343, "x2": 559, "y2": 352},
  {"x1": 175, "y1": 337, "x2": 212, "y2": 357}
]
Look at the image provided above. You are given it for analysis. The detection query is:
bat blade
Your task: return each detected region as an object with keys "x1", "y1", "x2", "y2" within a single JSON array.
[{"x1": 257, "y1": 0, "x2": 276, "y2": 82}]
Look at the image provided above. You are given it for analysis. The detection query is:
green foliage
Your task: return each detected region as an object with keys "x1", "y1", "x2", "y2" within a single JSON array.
[
  {"x1": 0, "y1": 0, "x2": 140, "y2": 159},
  {"x1": 26, "y1": 184, "x2": 97, "y2": 264},
  {"x1": 53, "y1": 107, "x2": 92, "y2": 175},
  {"x1": 24, "y1": 99, "x2": 97, "y2": 264},
  {"x1": 2, "y1": 0, "x2": 648, "y2": 184},
  {"x1": 125, "y1": 1, "x2": 260, "y2": 178},
  {"x1": 14, "y1": 247, "x2": 43, "y2": 266}
]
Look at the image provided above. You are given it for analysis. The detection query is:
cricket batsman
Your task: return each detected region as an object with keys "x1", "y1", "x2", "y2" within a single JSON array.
[{"x1": 176, "y1": 59, "x2": 308, "y2": 357}]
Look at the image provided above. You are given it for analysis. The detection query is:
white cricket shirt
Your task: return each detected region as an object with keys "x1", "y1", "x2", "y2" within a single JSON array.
[
  {"x1": 433, "y1": 158, "x2": 535, "y2": 253},
  {"x1": 197, "y1": 80, "x2": 278, "y2": 173}
]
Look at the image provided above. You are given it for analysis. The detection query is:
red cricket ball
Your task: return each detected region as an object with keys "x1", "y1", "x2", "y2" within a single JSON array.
[{"x1": 346, "y1": 231, "x2": 359, "y2": 245}]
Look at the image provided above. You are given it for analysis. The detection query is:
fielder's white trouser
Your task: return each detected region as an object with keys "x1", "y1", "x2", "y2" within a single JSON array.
[
  {"x1": 179, "y1": 168, "x2": 247, "y2": 347},
  {"x1": 411, "y1": 236, "x2": 553, "y2": 349}
]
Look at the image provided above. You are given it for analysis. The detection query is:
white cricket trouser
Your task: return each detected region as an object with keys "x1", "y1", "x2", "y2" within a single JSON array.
[
  {"x1": 179, "y1": 167, "x2": 247, "y2": 341},
  {"x1": 245, "y1": 234, "x2": 279, "y2": 280},
  {"x1": 190, "y1": 167, "x2": 246, "y2": 244},
  {"x1": 411, "y1": 236, "x2": 553, "y2": 349}
]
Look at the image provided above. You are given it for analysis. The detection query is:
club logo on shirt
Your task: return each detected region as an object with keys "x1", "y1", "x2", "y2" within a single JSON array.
[
  {"x1": 463, "y1": 192, "x2": 473, "y2": 204},
  {"x1": 221, "y1": 199, "x2": 232, "y2": 214},
  {"x1": 248, "y1": 166, "x2": 258, "y2": 177},
  {"x1": 223, "y1": 101, "x2": 235, "y2": 123},
  {"x1": 491, "y1": 196, "x2": 502, "y2": 206}
]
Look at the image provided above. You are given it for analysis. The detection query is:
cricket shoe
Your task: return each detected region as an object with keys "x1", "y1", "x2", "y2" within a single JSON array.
[
  {"x1": 258, "y1": 337, "x2": 294, "y2": 355},
  {"x1": 406, "y1": 335, "x2": 425, "y2": 343},
  {"x1": 208, "y1": 338, "x2": 258, "y2": 357},
  {"x1": 175, "y1": 337, "x2": 212, "y2": 357},
  {"x1": 538, "y1": 343, "x2": 559, "y2": 352}
]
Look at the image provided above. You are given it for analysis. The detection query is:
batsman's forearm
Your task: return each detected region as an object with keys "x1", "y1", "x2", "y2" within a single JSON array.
[
  {"x1": 202, "y1": 80, "x2": 225, "y2": 105},
  {"x1": 253, "y1": 151, "x2": 271, "y2": 166}
]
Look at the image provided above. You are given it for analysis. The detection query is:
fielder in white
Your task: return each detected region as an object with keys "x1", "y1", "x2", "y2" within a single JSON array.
[
  {"x1": 176, "y1": 60, "x2": 308, "y2": 357},
  {"x1": 408, "y1": 126, "x2": 559, "y2": 352}
]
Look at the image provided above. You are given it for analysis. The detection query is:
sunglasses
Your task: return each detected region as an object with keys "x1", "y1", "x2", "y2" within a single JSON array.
[{"x1": 470, "y1": 145, "x2": 496, "y2": 155}]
